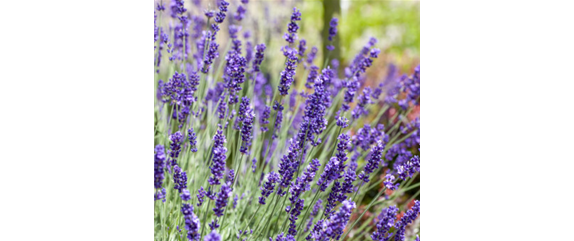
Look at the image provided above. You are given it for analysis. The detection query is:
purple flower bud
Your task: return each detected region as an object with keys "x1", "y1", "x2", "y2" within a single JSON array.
[
  {"x1": 181, "y1": 189, "x2": 191, "y2": 201},
  {"x1": 328, "y1": 18, "x2": 338, "y2": 41}
]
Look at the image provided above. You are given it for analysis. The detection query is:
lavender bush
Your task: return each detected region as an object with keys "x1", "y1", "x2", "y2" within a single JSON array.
[{"x1": 155, "y1": 1, "x2": 420, "y2": 240}]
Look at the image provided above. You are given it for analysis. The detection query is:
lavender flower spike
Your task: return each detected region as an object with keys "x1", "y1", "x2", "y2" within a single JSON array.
[
  {"x1": 357, "y1": 140, "x2": 384, "y2": 183},
  {"x1": 394, "y1": 200, "x2": 421, "y2": 241},
  {"x1": 181, "y1": 203, "x2": 201, "y2": 241},
  {"x1": 323, "y1": 199, "x2": 356, "y2": 240},
  {"x1": 259, "y1": 171, "x2": 280, "y2": 205},
  {"x1": 278, "y1": 49, "x2": 298, "y2": 96},
  {"x1": 208, "y1": 125, "x2": 227, "y2": 186},
  {"x1": 371, "y1": 206, "x2": 399, "y2": 241}
]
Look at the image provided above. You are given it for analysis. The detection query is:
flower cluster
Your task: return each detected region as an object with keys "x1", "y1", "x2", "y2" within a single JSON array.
[
  {"x1": 208, "y1": 125, "x2": 227, "y2": 186},
  {"x1": 259, "y1": 171, "x2": 280, "y2": 205},
  {"x1": 371, "y1": 206, "x2": 399, "y2": 241}
]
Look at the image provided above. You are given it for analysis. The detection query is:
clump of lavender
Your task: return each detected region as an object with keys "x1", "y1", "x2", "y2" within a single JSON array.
[
  {"x1": 371, "y1": 206, "x2": 399, "y2": 241},
  {"x1": 208, "y1": 125, "x2": 227, "y2": 186},
  {"x1": 259, "y1": 171, "x2": 280, "y2": 205},
  {"x1": 357, "y1": 140, "x2": 384, "y2": 183},
  {"x1": 260, "y1": 105, "x2": 271, "y2": 132}
]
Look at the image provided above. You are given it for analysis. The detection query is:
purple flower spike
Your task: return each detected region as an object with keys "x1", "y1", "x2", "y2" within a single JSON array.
[
  {"x1": 259, "y1": 172, "x2": 280, "y2": 205},
  {"x1": 394, "y1": 200, "x2": 420, "y2": 241},
  {"x1": 213, "y1": 183, "x2": 232, "y2": 216},
  {"x1": 323, "y1": 200, "x2": 355, "y2": 240},
  {"x1": 278, "y1": 50, "x2": 298, "y2": 96},
  {"x1": 153, "y1": 145, "x2": 165, "y2": 189},
  {"x1": 181, "y1": 203, "x2": 201, "y2": 241},
  {"x1": 208, "y1": 125, "x2": 227, "y2": 186},
  {"x1": 252, "y1": 44, "x2": 266, "y2": 72},
  {"x1": 371, "y1": 206, "x2": 399, "y2": 241},
  {"x1": 260, "y1": 105, "x2": 271, "y2": 132},
  {"x1": 357, "y1": 141, "x2": 384, "y2": 183},
  {"x1": 202, "y1": 41, "x2": 220, "y2": 73},
  {"x1": 328, "y1": 18, "x2": 339, "y2": 41}
]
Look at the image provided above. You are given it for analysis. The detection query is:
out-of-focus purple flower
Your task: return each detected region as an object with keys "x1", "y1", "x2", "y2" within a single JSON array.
[
  {"x1": 197, "y1": 186, "x2": 206, "y2": 207},
  {"x1": 260, "y1": 105, "x2": 271, "y2": 132},
  {"x1": 181, "y1": 189, "x2": 191, "y2": 201},
  {"x1": 259, "y1": 171, "x2": 280, "y2": 205},
  {"x1": 278, "y1": 49, "x2": 298, "y2": 96},
  {"x1": 229, "y1": 25, "x2": 241, "y2": 39},
  {"x1": 252, "y1": 44, "x2": 266, "y2": 72},
  {"x1": 228, "y1": 169, "x2": 235, "y2": 184},
  {"x1": 371, "y1": 206, "x2": 399, "y2": 241},
  {"x1": 202, "y1": 41, "x2": 219, "y2": 73},
  {"x1": 204, "y1": 9, "x2": 214, "y2": 19},
  {"x1": 234, "y1": 5, "x2": 246, "y2": 21},
  {"x1": 357, "y1": 141, "x2": 384, "y2": 183},
  {"x1": 181, "y1": 203, "x2": 201, "y2": 241},
  {"x1": 272, "y1": 101, "x2": 285, "y2": 138},
  {"x1": 154, "y1": 145, "x2": 166, "y2": 200},
  {"x1": 214, "y1": 0, "x2": 229, "y2": 24},
  {"x1": 306, "y1": 65, "x2": 319, "y2": 89},
  {"x1": 173, "y1": 165, "x2": 188, "y2": 193},
  {"x1": 328, "y1": 18, "x2": 338, "y2": 41},
  {"x1": 233, "y1": 194, "x2": 238, "y2": 209},
  {"x1": 298, "y1": 39, "x2": 307, "y2": 59},
  {"x1": 289, "y1": 90, "x2": 297, "y2": 111},
  {"x1": 208, "y1": 125, "x2": 227, "y2": 186},
  {"x1": 306, "y1": 47, "x2": 318, "y2": 67},
  {"x1": 204, "y1": 230, "x2": 221, "y2": 241},
  {"x1": 252, "y1": 158, "x2": 257, "y2": 173}
]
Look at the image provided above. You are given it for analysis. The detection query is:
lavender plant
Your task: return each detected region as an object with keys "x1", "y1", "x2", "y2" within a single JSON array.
[{"x1": 155, "y1": 1, "x2": 420, "y2": 240}]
